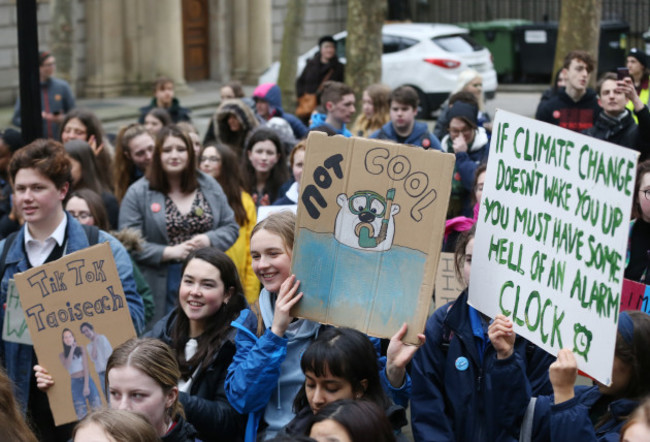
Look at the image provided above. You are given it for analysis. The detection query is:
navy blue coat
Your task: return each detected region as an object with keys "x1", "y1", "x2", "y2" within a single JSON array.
[
  {"x1": 491, "y1": 352, "x2": 638, "y2": 442},
  {"x1": 411, "y1": 290, "x2": 554, "y2": 442}
]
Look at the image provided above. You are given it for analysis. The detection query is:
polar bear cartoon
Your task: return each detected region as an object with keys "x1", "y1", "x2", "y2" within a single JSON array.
[{"x1": 334, "y1": 189, "x2": 400, "y2": 252}]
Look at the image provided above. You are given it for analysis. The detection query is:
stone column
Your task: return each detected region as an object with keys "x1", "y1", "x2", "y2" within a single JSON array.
[
  {"x1": 247, "y1": 0, "x2": 272, "y2": 83},
  {"x1": 232, "y1": 0, "x2": 249, "y2": 80},
  {"x1": 209, "y1": 0, "x2": 232, "y2": 82},
  {"x1": 84, "y1": 0, "x2": 126, "y2": 98},
  {"x1": 49, "y1": 0, "x2": 75, "y2": 88},
  {"x1": 154, "y1": 0, "x2": 188, "y2": 92}
]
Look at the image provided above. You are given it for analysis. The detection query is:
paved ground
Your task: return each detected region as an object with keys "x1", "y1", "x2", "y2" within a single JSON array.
[{"x1": 0, "y1": 81, "x2": 547, "y2": 139}]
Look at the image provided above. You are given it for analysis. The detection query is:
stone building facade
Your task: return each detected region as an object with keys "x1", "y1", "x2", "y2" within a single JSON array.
[{"x1": 0, "y1": 0, "x2": 348, "y2": 106}]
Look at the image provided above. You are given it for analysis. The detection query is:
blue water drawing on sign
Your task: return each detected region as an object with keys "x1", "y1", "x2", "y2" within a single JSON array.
[{"x1": 293, "y1": 229, "x2": 427, "y2": 334}]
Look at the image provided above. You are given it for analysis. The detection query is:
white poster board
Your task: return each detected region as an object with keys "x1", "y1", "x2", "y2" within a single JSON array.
[{"x1": 469, "y1": 110, "x2": 638, "y2": 385}]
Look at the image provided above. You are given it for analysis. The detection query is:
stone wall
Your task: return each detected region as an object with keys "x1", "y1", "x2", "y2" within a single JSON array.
[{"x1": 0, "y1": 0, "x2": 86, "y2": 106}]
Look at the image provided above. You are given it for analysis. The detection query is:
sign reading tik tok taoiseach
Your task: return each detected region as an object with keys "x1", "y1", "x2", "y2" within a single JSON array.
[
  {"x1": 291, "y1": 132, "x2": 455, "y2": 344},
  {"x1": 470, "y1": 110, "x2": 638, "y2": 385}
]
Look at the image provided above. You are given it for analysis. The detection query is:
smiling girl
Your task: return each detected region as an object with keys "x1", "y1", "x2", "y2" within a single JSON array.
[
  {"x1": 241, "y1": 128, "x2": 288, "y2": 206},
  {"x1": 146, "y1": 248, "x2": 247, "y2": 441}
]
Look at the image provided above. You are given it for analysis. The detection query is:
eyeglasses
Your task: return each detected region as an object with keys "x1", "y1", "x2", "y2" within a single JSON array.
[
  {"x1": 68, "y1": 211, "x2": 93, "y2": 221},
  {"x1": 200, "y1": 156, "x2": 221, "y2": 163},
  {"x1": 640, "y1": 189, "x2": 650, "y2": 201},
  {"x1": 448, "y1": 127, "x2": 473, "y2": 137}
]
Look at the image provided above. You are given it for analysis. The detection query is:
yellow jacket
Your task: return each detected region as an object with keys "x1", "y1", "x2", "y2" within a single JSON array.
[
  {"x1": 626, "y1": 85, "x2": 649, "y2": 123},
  {"x1": 226, "y1": 191, "x2": 260, "y2": 304}
]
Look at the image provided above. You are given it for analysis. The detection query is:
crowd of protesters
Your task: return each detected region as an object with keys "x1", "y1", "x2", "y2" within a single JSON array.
[{"x1": 1, "y1": 39, "x2": 650, "y2": 442}]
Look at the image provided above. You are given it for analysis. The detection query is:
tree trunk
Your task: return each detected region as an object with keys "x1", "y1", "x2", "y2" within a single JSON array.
[
  {"x1": 345, "y1": 0, "x2": 386, "y2": 114},
  {"x1": 552, "y1": 0, "x2": 602, "y2": 87},
  {"x1": 277, "y1": 0, "x2": 307, "y2": 113},
  {"x1": 49, "y1": 0, "x2": 75, "y2": 88}
]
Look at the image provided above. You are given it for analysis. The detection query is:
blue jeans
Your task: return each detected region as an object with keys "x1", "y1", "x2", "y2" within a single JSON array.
[
  {"x1": 166, "y1": 262, "x2": 182, "y2": 314},
  {"x1": 71, "y1": 376, "x2": 102, "y2": 420}
]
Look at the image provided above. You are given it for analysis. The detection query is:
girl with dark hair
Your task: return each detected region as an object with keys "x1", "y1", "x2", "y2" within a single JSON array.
[
  {"x1": 274, "y1": 140, "x2": 306, "y2": 206},
  {"x1": 411, "y1": 227, "x2": 554, "y2": 442},
  {"x1": 146, "y1": 248, "x2": 247, "y2": 441},
  {"x1": 106, "y1": 338, "x2": 196, "y2": 441},
  {"x1": 145, "y1": 107, "x2": 173, "y2": 138},
  {"x1": 282, "y1": 327, "x2": 406, "y2": 438},
  {"x1": 203, "y1": 99, "x2": 259, "y2": 154},
  {"x1": 119, "y1": 125, "x2": 239, "y2": 327},
  {"x1": 241, "y1": 127, "x2": 289, "y2": 206},
  {"x1": 114, "y1": 123, "x2": 155, "y2": 203},
  {"x1": 60, "y1": 108, "x2": 115, "y2": 193},
  {"x1": 59, "y1": 328, "x2": 102, "y2": 420},
  {"x1": 64, "y1": 140, "x2": 119, "y2": 229},
  {"x1": 200, "y1": 143, "x2": 259, "y2": 303},
  {"x1": 66, "y1": 188, "x2": 110, "y2": 231},
  {"x1": 625, "y1": 159, "x2": 650, "y2": 282},
  {"x1": 309, "y1": 400, "x2": 395, "y2": 442},
  {"x1": 488, "y1": 310, "x2": 650, "y2": 441}
]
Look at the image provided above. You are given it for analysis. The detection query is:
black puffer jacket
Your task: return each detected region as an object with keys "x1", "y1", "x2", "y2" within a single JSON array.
[
  {"x1": 583, "y1": 106, "x2": 650, "y2": 160},
  {"x1": 147, "y1": 310, "x2": 246, "y2": 441},
  {"x1": 163, "y1": 416, "x2": 197, "y2": 442}
]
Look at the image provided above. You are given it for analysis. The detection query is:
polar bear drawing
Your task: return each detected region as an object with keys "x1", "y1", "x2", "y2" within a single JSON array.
[{"x1": 334, "y1": 189, "x2": 400, "y2": 252}]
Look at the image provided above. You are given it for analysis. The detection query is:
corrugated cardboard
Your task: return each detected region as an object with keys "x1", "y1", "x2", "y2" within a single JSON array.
[
  {"x1": 291, "y1": 132, "x2": 455, "y2": 344},
  {"x1": 15, "y1": 242, "x2": 137, "y2": 425}
]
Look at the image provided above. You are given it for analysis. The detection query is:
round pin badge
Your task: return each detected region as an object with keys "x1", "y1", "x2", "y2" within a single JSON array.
[
  {"x1": 552, "y1": 110, "x2": 561, "y2": 119},
  {"x1": 194, "y1": 207, "x2": 204, "y2": 217},
  {"x1": 455, "y1": 356, "x2": 469, "y2": 371},
  {"x1": 422, "y1": 138, "x2": 431, "y2": 149},
  {"x1": 151, "y1": 203, "x2": 161, "y2": 213}
]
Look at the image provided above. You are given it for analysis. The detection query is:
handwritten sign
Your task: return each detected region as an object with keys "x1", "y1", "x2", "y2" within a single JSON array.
[
  {"x1": 434, "y1": 252, "x2": 464, "y2": 309},
  {"x1": 2, "y1": 280, "x2": 32, "y2": 345},
  {"x1": 469, "y1": 110, "x2": 638, "y2": 385},
  {"x1": 620, "y1": 278, "x2": 650, "y2": 312},
  {"x1": 15, "y1": 243, "x2": 137, "y2": 426},
  {"x1": 291, "y1": 132, "x2": 455, "y2": 343}
]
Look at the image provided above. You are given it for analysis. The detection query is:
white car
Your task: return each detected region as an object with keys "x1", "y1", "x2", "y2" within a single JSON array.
[{"x1": 259, "y1": 23, "x2": 497, "y2": 118}]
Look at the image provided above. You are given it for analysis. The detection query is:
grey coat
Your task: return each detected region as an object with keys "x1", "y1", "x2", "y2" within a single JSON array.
[{"x1": 118, "y1": 171, "x2": 239, "y2": 327}]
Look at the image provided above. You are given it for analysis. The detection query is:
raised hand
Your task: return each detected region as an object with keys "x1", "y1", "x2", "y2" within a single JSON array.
[
  {"x1": 386, "y1": 323, "x2": 426, "y2": 387},
  {"x1": 271, "y1": 275, "x2": 303, "y2": 337},
  {"x1": 488, "y1": 314, "x2": 515, "y2": 360},
  {"x1": 549, "y1": 349, "x2": 577, "y2": 404}
]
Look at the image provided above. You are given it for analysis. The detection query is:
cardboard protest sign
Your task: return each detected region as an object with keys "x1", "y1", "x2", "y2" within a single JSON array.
[
  {"x1": 2, "y1": 280, "x2": 32, "y2": 345},
  {"x1": 291, "y1": 132, "x2": 455, "y2": 344},
  {"x1": 621, "y1": 278, "x2": 650, "y2": 312},
  {"x1": 434, "y1": 252, "x2": 464, "y2": 310},
  {"x1": 15, "y1": 242, "x2": 137, "y2": 426},
  {"x1": 469, "y1": 110, "x2": 638, "y2": 385}
]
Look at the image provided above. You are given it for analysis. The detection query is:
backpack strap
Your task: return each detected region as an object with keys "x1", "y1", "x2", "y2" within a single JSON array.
[
  {"x1": 81, "y1": 224, "x2": 100, "y2": 246},
  {"x1": 0, "y1": 231, "x2": 19, "y2": 283}
]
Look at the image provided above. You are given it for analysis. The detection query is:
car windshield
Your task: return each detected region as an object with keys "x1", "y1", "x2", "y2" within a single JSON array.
[{"x1": 432, "y1": 34, "x2": 483, "y2": 53}]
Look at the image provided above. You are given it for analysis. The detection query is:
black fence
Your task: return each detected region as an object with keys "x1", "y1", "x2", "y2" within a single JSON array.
[{"x1": 399, "y1": 0, "x2": 649, "y2": 49}]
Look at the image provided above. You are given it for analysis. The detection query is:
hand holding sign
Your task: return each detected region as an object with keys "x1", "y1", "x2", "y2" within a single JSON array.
[
  {"x1": 550, "y1": 349, "x2": 578, "y2": 404},
  {"x1": 386, "y1": 323, "x2": 426, "y2": 388},
  {"x1": 271, "y1": 275, "x2": 303, "y2": 337},
  {"x1": 487, "y1": 314, "x2": 515, "y2": 360}
]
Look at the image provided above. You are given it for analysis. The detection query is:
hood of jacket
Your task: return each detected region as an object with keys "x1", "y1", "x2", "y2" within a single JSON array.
[
  {"x1": 110, "y1": 227, "x2": 145, "y2": 254},
  {"x1": 441, "y1": 126, "x2": 489, "y2": 153},
  {"x1": 253, "y1": 83, "x2": 284, "y2": 115},
  {"x1": 214, "y1": 99, "x2": 259, "y2": 145}
]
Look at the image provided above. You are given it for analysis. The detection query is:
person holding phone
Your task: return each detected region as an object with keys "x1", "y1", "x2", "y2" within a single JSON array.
[
  {"x1": 625, "y1": 48, "x2": 650, "y2": 119},
  {"x1": 583, "y1": 72, "x2": 650, "y2": 160}
]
